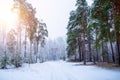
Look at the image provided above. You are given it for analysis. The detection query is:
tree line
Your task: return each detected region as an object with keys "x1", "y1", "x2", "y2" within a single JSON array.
[
  {"x1": 67, "y1": 0, "x2": 120, "y2": 65},
  {"x1": 0, "y1": 0, "x2": 48, "y2": 68}
]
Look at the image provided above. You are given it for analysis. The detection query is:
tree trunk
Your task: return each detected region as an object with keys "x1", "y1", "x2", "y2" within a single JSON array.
[
  {"x1": 16, "y1": 33, "x2": 19, "y2": 67},
  {"x1": 106, "y1": 43, "x2": 109, "y2": 63},
  {"x1": 24, "y1": 27, "x2": 27, "y2": 62},
  {"x1": 101, "y1": 39, "x2": 104, "y2": 62},
  {"x1": 36, "y1": 41, "x2": 39, "y2": 62},
  {"x1": 88, "y1": 29, "x2": 92, "y2": 62},
  {"x1": 82, "y1": 7, "x2": 86, "y2": 65},
  {"x1": 19, "y1": 27, "x2": 21, "y2": 55},
  {"x1": 95, "y1": 29, "x2": 99, "y2": 62},
  {"x1": 30, "y1": 41, "x2": 32, "y2": 63},
  {"x1": 93, "y1": 55, "x2": 96, "y2": 64},
  {"x1": 110, "y1": 39, "x2": 115, "y2": 63},
  {"x1": 37, "y1": 41, "x2": 39, "y2": 54},
  {"x1": 78, "y1": 37, "x2": 82, "y2": 62},
  {"x1": 3, "y1": 26, "x2": 7, "y2": 68},
  {"x1": 34, "y1": 41, "x2": 37, "y2": 63},
  {"x1": 82, "y1": 19, "x2": 86, "y2": 65},
  {"x1": 117, "y1": 40, "x2": 120, "y2": 65},
  {"x1": 81, "y1": 20, "x2": 86, "y2": 65}
]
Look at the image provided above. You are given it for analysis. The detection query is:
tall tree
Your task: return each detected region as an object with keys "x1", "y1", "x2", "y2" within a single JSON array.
[
  {"x1": 67, "y1": 0, "x2": 89, "y2": 64},
  {"x1": 75, "y1": 0, "x2": 88, "y2": 64},
  {"x1": 110, "y1": 0, "x2": 120, "y2": 65},
  {"x1": 13, "y1": 0, "x2": 38, "y2": 63}
]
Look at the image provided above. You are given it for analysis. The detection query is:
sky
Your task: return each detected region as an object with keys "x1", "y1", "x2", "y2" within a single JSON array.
[{"x1": 0, "y1": 0, "x2": 93, "y2": 39}]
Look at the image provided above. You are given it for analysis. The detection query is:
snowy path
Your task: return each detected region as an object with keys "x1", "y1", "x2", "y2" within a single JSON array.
[{"x1": 0, "y1": 61, "x2": 120, "y2": 80}]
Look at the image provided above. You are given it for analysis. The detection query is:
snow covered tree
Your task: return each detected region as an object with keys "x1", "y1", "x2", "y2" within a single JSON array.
[
  {"x1": 33, "y1": 21, "x2": 48, "y2": 62},
  {"x1": 6, "y1": 29, "x2": 17, "y2": 66},
  {"x1": 67, "y1": 0, "x2": 89, "y2": 64},
  {"x1": 6, "y1": 0, "x2": 49, "y2": 65},
  {"x1": 110, "y1": 0, "x2": 120, "y2": 65},
  {"x1": 67, "y1": 0, "x2": 120, "y2": 65}
]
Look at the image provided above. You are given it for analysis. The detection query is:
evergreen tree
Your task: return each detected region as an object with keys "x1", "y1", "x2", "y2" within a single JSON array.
[
  {"x1": 67, "y1": 0, "x2": 88, "y2": 64},
  {"x1": 110, "y1": 0, "x2": 120, "y2": 65}
]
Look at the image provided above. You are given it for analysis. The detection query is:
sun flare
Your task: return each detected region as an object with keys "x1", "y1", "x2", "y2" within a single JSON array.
[{"x1": 0, "y1": 0, "x2": 18, "y2": 31}]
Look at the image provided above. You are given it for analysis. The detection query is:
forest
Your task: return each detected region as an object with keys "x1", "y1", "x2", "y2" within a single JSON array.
[
  {"x1": 0, "y1": 0, "x2": 120, "y2": 80},
  {"x1": 0, "y1": 0, "x2": 119, "y2": 68},
  {"x1": 67, "y1": 0, "x2": 120, "y2": 65}
]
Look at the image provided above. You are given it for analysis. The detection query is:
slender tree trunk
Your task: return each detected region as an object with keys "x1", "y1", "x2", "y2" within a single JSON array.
[
  {"x1": 33, "y1": 41, "x2": 37, "y2": 63},
  {"x1": 95, "y1": 44, "x2": 98, "y2": 63},
  {"x1": 30, "y1": 41, "x2": 32, "y2": 63},
  {"x1": 93, "y1": 55, "x2": 96, "y2": 64},
  {"x1": 106, "y1": 43, "x2": 109, "y2": 63},
  {"x1": 78, "y1": 37, "x2": 82, "y2": 61},
  {"x1": 78, "y1": 45, "x2": 81, "y2": 61},
  {"x1": 16, "y1": 32, "x2": 19, "y2": 67},
  {"x1": 117, "y1": 40, "x2": 120, "y2": 65},
  {"x1": 82, "y1": 23, "x2": 86, "y2": 64},
  {"x1": 75, "y1": 54, "x2": 77, "y2": 61},
  {"x1": 110, "y1": 39, "x2": 115, "y2": 63},
  {"x1": 37, "y1": 41, "x2": 39, "y2": 54},
  {"x1": 101, "y1": 39, "x2": 104, "y2": 62},
  {"x1": 95, "y1": 29, "x2": 99, "y2": 62},
  {"x1": 82, "y1": 7, "x2": 86, "y2": 65},
  {"x1": 88, "y1": 29, "x2": 92, "y2": 62},
  {"x1": 89, "y1": 43, "x2": 92, "y2": 62},
  {"x1": 116, "y1": 38, "x2": 120, "y2": 65},
  {"x1": 3, "y1": 26, "x2": 7, "y2": 68},
  {"x1": 36, "y1": 41, "x2": 39, "y2": 62},
  {"x1": 19, "y1": 27, "x2": 21, "y2": 55},
  {"x1": 82, "y1": 20, "x2": 86, "y2": 65},
  {"x1": 24, "y1": 27, "x2": 27, "y2": 62}
]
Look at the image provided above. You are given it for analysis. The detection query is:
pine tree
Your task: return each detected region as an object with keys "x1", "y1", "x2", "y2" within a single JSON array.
[
  {"x1": 67, "y1": 0, "x2": 89, "y2": 64},
  {"x1": 110, "y1": 0, "x2": 120, "y2": 65}
]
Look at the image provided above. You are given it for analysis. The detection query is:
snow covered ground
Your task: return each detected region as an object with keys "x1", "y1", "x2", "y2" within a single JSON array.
[{"x1": 0, "y1": 61, "x2": 120, "y2": 80}]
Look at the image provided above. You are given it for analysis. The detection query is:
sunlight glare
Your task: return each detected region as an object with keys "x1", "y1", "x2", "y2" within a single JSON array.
[{"x1": 0, "y1": 0, "x2": 18, "y2": 31}]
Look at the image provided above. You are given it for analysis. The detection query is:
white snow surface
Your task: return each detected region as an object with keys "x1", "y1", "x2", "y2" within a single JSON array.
[{"x1": 0, "y1": 61, "x2": 120, "y2": 80}]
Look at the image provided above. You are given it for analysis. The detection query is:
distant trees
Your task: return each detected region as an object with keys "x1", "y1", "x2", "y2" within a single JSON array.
[
  {"x1": 67, "y1": 0, "x2": 120, "y2": 65},
  {"x1": 44, "y1": 37, "x2": 66, "y2": 61}
]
